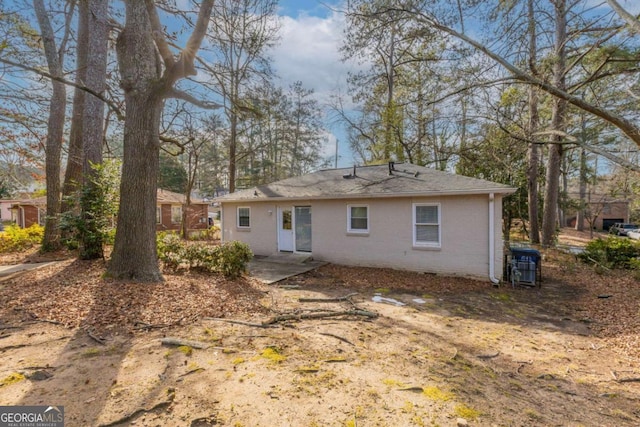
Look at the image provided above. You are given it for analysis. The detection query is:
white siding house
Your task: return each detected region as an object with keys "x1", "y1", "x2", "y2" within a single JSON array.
[{"x1": 217, "y1": 163, "x2": 516, "y2": 282}]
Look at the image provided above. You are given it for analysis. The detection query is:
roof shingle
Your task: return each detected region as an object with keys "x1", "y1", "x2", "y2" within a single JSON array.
[{"x1": 217, "y1": 163, "x2": 516, "y2": 202}]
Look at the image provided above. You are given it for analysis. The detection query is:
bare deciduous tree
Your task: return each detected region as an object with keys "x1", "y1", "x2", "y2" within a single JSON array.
[
  {"x1": 107, "y1": 0, "x2": 213, "y2": 281},
  {"x1": 34, "y1": 0, "x2": 75, "y2": 251},
  {"x1": 201, "y1": 0, "x2": 279, "y2": 192}
]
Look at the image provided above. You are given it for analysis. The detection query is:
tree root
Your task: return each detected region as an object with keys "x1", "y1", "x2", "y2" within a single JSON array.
[
  {"x1": 134, "y1": 320, "x2": 183, "y2": 331},
  {"x1": 476, "y1": 351, "x2": 500, "y2": 359},
  {"x1": 203, "y1": 309, "x2": 377, "y2": 330},
  {"x1": 611, "y1": 370, "x2": 640, "y2": 382},
  {"x1": 160, "y1": 337, "x2": 209, "y2": 349},
  {"x1": 618, "y1": 377, "x2": 640, "y2": 383},
  {"x1": 190, "y1": 415, "x2": 219, "y2": 426},
  {"x1": 98, "y1": 390, "x2": 175, "y2": 427},
  {"x1": 263, "y1": 309, "x2": 378, "y2": 325},
  {"x1": 179, "y1": 367, "x2": 205, "y2": 377},
  {"x1": 86, "y1": 330, "x2": 106, "y2": 345},
  {"x1": 319, "y1": 332, "x2": 355, "y2": 346},
  {"x1": 299, "y1": 293, "x2": 359, "y2": 303},
  {"x1": 202, "y1": 317, "x2": 277, "y2": 328}
]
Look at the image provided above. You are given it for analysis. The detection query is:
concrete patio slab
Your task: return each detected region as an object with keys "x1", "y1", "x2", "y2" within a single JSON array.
[{"x1": 248, "y1": 253, "x2": 325, "y2": 284}]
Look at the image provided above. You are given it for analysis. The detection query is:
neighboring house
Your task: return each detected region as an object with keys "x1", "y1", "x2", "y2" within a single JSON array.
[
  {"x1": 217, "y1": 163, "x2": 516, "y2": 282},
  {"x1": 9, "y1": 196, "x2": 46, "y2": 228},
  {"x1": 7, "y1": 189, "x2": 209, "y2": 232},
  {"x1": 156, "y1": 189, "x2": 209, "y2": 232},
  {"x1": 565, "y1": 193, "x2": 630, "y2": 231},
  {"x1": 0, "y1": 200, "x2": 21, "y2": 222}
]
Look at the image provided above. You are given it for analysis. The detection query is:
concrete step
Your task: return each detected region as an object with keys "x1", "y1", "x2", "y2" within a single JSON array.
[{"x1": 259, "y1": 252, "x2": 313, "y2": 264}]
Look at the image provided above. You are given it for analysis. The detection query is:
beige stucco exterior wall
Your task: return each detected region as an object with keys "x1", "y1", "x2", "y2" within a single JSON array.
[
  {"x1": 221, "y1": 194, "x2": 504, "y2": 281},
  {"x1": 222, "y1": 202, "x2": 281, "y2": 255}
]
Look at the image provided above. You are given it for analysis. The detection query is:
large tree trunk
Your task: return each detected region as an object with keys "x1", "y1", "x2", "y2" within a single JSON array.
[
  {"x1": 108, "y1": 1, "x2": 164, "y2": 281},
  {"x1": 62, "y1": 0, "x2": 88, "y2": 212},
  {"x1": 229, "y1": 112, "x2": 238, "y2": 192},
  {"x1": 42, "y1": 81, "x2": 65, "y2": 251},
  {"x1": 109, "y1": 90, "x2": 164, "y2": 281},
  {"x1": 34, "y1": 0, "x2": 68, "y2": 252},
  {"x1": 576, "y1": 147, "x2": 587, "y2": 231},
  {"x1": 79, "y1": 0, "x2": 108, "y2": 260},
  {"x1": 542, "y1": 143, "x2": 562, "y2": 245},
  {"x1": 526, "y1": 0, "x2": 540, "y2": 244},
  {"x1": 541, "y1": 0, "x2": 567, "y2": 246},
  {"x1": 108, "y1": 0, "x2": 213, "y2": 281}
]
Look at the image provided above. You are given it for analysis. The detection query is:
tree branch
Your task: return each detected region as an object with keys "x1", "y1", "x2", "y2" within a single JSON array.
[
  {"x1": 404, "y1": 8, "x2": 640, "y2": 147},
  {"x1": 606, "y1": 0, "x2": 640, "y2": 35},
  {"x1": 166, "y1": 88, "x2": 222, "y2": 109},
  {"x1": 144, "y1": 0, "x2": 175, "y2": 67},
  {"x1": 534, "y1": 130, "x2": 640, "y2": 172},
  {"x1": 173, "y1": 0, "x2": 214, "y2": 79},
  {"x1": 0, "y1": 57, "x2": 124, "y2": 121}
]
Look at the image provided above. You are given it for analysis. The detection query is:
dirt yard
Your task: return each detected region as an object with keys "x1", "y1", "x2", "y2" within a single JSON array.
[{"x1": 0, "y1": 230, "x2": 639, "y2": 426}]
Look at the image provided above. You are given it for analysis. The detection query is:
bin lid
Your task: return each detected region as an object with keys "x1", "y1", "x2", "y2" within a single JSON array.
[{"x1": 511, "y1": 248, "x2": 541, "y2": 260}]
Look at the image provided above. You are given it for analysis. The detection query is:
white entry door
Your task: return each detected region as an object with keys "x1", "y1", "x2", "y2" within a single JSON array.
[{"x1": 278, "y1": 207, "x2": 294, "y2": 252}]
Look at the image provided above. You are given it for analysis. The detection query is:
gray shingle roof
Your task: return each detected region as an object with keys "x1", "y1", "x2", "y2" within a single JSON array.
[
  {"x1": 217, "y1": 163, "x2": 516, "y2": 202},
  {"x1": 157, "y1": 189, "x2": 206, "y2": 204}
]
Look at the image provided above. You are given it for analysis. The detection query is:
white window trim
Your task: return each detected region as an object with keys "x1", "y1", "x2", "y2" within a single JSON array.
[
  {"x1": 156, "y1": 207, "x2": 161, "y2": 224},
  {"x1": 412, "y1": 203, "x2": 441, "y2": 248},
  {"x1": 171, "y1": 205, "x2": 182, "y2": 224},
  {"x1": 237, "y1": 206, "x2": 251, "y2": 229},
  {"x1": 347, "y1": 204, "x2": 369, "y2": 234}
]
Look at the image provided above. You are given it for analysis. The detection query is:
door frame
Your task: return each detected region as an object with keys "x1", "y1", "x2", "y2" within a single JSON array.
[{"x1": 277, "y1": 206, "x2": 294, "y2": 252}]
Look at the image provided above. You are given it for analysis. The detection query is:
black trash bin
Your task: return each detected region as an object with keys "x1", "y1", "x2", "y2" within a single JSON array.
[{"x1": 507, "y1": 248, "x2": 541, "y2": 287}]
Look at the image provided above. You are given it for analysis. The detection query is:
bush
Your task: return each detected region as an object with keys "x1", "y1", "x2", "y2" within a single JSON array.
[
  {"x1": 214, "y1": 241, "x2": 253, "y2": 278},
  {"x1": 188, "y1": 225, "x2": 220, "y2": 241},
  {"x1": 59, "y1": 159, "x2": 120, "y2": 258},
  {"x1": 156, "y1": 234, "x2": 252, "y2": 278},
  {"x1": 0, "y1": 224, "x2": 44, "y2": 253},
  {"x1": 157, "y1": 232, "x2": 184, "y2": 271},
  {"x1": 183, "y1": 244, "x2": 216, "y2": 270},
  {"x1": 578, "y1": 236, "x2": 640, "y2": 269}
]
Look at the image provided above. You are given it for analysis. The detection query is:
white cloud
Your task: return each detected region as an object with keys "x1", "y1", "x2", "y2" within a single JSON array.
[
  {"x1": 268, "y1": 9, "x2": 363, "y2": 167},
  {"x1": 269, "y1": 11, "x2": 353, "y2": 103}
]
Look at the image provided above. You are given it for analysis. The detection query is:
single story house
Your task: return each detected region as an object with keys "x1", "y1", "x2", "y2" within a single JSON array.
[
  {"x1": 156, "y1": 189, "x2": 209, "y2": 232},
  {"x1": 6, "y1": 189, "x2": 209, "y2": 232},
  {"x1": 0, "y1": 199, "x2": 22, "y2": 222},
  {"x1": 9, "y1": 196, "x2": 46, "y2": 228},
  {"x1": 565, "y1": 193, "x2": 630, "y2": 231},
  {"x1": 217, "y1": 162, "x2": 516, "y2": 282}
]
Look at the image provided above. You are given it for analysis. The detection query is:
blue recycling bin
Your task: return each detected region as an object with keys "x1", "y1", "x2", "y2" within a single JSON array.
[{"x1": 508, "y1": 248, "x2": 541, "y2": 287}]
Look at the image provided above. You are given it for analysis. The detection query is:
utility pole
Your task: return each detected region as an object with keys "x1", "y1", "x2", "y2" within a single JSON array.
[{"x1": 335, "y1": 138, "x2": 339, "y2": 168}]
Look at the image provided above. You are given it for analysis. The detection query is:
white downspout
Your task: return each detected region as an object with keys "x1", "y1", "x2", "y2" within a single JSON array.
[
  {"x1": 489, "y1": 193, "x2": 500, "y2": 285},
  {"x1": 220, "y1": 206, "x2": 225, "y2": 243}
]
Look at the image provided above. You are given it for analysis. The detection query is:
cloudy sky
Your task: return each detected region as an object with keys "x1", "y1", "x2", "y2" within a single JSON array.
[
  {"x1": 267, "y1": 0, "x2": 640, "y2": 167},
  {"x1": 270, "y1": 0, "x2": 356, "y2": 166},
  {"x1": 272, "y1": 0, "x2": 350, "y2": 98}
]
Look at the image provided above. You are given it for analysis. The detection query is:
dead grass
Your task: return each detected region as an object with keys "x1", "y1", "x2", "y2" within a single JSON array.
[{"x1": 0, "y1": 229, "x2": 639, "y2": 426}]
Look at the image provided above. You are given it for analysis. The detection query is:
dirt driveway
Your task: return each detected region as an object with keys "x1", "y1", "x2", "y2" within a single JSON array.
[{"x1": 0, "y1": 249, "x2": 639, "y2": 426}]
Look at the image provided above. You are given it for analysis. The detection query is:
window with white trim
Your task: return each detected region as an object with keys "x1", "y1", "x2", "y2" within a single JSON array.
[
  {"x1": 237, "y1": 207, "x2": 251, "y2": 228},
  {"x1": 347, "y1": 205, "x2": 369, "y2": 233},
  {"x1": 413, "y1": 203, "x2": 440, "y2": 247},
  {"x1": 156, "y1": 207, "x2": 161, "y2": 224},
  {"x1": 171, "y1": 206, "x2": 182, "y2": 224}
]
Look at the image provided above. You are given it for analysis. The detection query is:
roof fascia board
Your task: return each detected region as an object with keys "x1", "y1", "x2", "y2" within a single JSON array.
[{"x1": 218, "y1": 188, "x2": 517, "y2": 203}]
